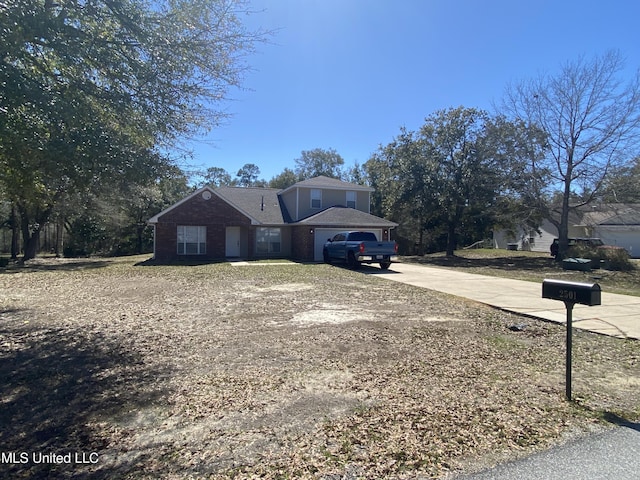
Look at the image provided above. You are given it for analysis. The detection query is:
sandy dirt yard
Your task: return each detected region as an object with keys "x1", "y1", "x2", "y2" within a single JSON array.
[{"x1": 1, "y1": 256, "x2": 638, "y2": 479}]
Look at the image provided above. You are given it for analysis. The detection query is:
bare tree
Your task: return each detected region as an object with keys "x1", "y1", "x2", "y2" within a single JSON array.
[{"x1": 501, "y1": 50, "x2": 640, "y2": 258}]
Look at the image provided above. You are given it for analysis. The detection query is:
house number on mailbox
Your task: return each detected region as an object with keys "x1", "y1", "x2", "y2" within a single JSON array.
[{"x1": 557, "y1": 289, "x2": 577, "y2": 301}]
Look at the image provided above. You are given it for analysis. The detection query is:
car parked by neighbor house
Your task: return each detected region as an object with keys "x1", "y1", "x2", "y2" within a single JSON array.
[{"x1": 323, "y1": 231, "x2": 398, "y2": 269}]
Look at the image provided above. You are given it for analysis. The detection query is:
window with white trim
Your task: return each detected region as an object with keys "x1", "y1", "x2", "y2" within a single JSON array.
[
  {"x1": 256, "y1": 227, "x2": 281, "y2": 254},
  {"x1": 177, "y1": 225, "x2": 206, "y2": 255},
  {"x1": 311, "y1": 189, "x2": 322, "y2": 209},
  {"x1": 346, "y1": 191, "x2": 356, "y2": 208}
]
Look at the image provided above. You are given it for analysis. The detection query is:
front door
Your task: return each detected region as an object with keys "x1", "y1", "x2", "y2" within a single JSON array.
[{"x1": 225, "y1": 226, "x2": 241, "y2": 257}]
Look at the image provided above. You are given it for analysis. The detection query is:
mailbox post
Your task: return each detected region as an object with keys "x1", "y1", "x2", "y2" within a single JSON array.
[{"x1": 542, "y1": 279, "x2": 601, "y2": 401}]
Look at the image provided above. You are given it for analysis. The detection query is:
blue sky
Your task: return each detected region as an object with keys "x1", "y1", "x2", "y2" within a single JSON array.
[{"x1": 181, "y1": 0, "x2": 640, "y2": 182}]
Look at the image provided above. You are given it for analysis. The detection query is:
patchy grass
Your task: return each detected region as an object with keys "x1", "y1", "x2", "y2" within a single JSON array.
[
  {"x1": 0, "y1": 255, "x2": 638, "y2": 479},
  {"x1": 403, "y1": 249, "x2": 640, "y2": 297}
]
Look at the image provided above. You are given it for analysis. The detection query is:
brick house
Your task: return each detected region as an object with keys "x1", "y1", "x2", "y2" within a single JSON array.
[{"x1": 147, "y1": 176, "x2": 398, "y2": 262}]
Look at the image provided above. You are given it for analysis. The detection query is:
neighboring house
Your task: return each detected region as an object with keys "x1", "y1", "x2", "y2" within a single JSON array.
[
  {"x1": 493, "y1": 204, "x2": 640, "y2": 258},
  {"x1": 580, "y1": 204, "x2": 640, "y2": 258},
  {"x1": 493, "y1": 218, "x2": 559, "y2": 254},
  {"x1": 147, "y1": 176, "x2": 398, "y2": 262}
]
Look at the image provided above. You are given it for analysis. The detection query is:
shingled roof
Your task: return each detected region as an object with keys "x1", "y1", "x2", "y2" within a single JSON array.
[
  {"x1": 579, "y1": 204, "x2": 640, "y2": 226},
  {"x1": 147, "y1": 186, "x2": 290, "y2": 225},
  {"x1": 215, "y1": 187, "x2": 290, "y2": 224},
  {"x1": 149, "y1": 177, "x2": 390, "y2": 227},
  {"x1": 295, "y1": 206, "x2": 397, "y2": 227}
]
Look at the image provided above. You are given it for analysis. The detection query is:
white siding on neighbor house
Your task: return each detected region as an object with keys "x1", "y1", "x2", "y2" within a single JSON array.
[
  {"x1": 593, "y1": 227, "x2": 640, "y2": 258},
  {"x1": 494, "y1": 222, "x2": 640, "y2": 258},
  {"x1": 535, "y1": 220, "x2": 560, "y2": 253},
  {"x1": 493, "y1": 219, "x2": 558, "y2": 253}
]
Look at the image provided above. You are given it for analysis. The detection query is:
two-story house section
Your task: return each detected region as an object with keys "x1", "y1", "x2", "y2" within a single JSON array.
[
  {"x1": 278, "y1": 176, "x2": 373, "y2": 221},
  {"x1": 148, "y1": 176, "x2": 397, "y2": 262}
]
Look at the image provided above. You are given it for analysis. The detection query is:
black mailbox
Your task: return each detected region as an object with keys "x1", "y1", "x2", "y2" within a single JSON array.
[
  {"x1": 542, "y1": 279, "x2": 601, "y2": 306},
  {"x1": 541, "y1": 279, "x2": 602, "y2": 402}
]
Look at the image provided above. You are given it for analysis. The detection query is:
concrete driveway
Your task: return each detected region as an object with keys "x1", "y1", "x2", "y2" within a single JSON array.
[
  {"x1": 368, "y1": 262, "x2": 640, "y2": 340},
  {"x1": 451, "y1": 421, "x2": 640, "y2": 480},
  {"x1": 365, "y1": 261, "x2": 640, "y2": 479}
]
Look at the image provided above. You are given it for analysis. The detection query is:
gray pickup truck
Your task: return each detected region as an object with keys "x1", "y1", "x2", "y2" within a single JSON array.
[{"x1": 323, "y1": 231, "x2": 398, "y2": 270}]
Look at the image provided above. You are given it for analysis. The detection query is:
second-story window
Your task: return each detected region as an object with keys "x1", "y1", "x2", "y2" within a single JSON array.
[
  {"x1": 311, "y1": 189, "x2": 322, "y2": 209},
  {"x1": 346, "y1": 191, "x2": 356, "y2": 208}
]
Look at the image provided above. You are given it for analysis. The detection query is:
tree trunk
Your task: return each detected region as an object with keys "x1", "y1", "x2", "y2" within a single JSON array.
[
  {"x1": 18, "y1": 204, "x2": 44, "y2": 262},
  {"x1": 55, "y1": 215, "x2": 64, "y2": 257},
  {"x1": 556, "y1": 177, "x2": 573, "y2": 260},
  {"x1": 10, "y1": 204, "x2": 20, "y2": 259},
  {"x1": 20, "y1": 209, "x2": 41, "y2": 261},
  {"x1": 136, "y1": 224, "x2": 144, "y2": 254},
  {"x1": 446, "y1": 221, "x2": 456, "y2": 257},
  {"x1": 23, "y1": 231, "x2": 40, "y2": 261},
  {"x1": 416, "y1": 216, "x2": 425, "y2": 255},
  {"x1": 16, "y1": 191, "x2": 63, "y2": 261}
]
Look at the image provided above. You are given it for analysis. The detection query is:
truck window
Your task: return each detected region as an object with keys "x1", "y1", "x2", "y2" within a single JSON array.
[{"x1": 347, "y1": 232, "x2": 377, "y2": 242}]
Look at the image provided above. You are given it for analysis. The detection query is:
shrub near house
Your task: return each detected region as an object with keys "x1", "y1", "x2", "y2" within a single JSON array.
[{"x1": 568, "y1": 243, "x2": 633, "y2": 271}]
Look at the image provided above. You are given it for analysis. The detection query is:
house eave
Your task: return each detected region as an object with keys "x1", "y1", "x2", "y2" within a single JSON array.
[{"x1": 292, "y1": 206, "x2": 398, "y2": 228}]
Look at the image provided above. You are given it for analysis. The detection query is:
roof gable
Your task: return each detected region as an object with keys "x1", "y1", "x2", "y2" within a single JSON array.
[
  {"x1": 148, "y1": 185, "x2": 290, "y2": 225},
  {"x1": 147, "y1": 186, "x2": 216, "y2": 224}
]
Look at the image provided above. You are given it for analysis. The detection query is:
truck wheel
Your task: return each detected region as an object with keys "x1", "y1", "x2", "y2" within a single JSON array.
[
  {"x1": 323, "y1": 249, "x2": 331, "y2": 264},
  {"x1": 347, "y1": 252, "x2": 359, "y2": 269},
  {"x1": 379, "y1": 262, "x2": 391, "y2": 270}
]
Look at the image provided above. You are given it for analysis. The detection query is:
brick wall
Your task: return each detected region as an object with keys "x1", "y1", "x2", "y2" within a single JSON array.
[
  {"x1": 291, "y1": 226, "x2": 315, "y2": 261},
  {"x1": 153, "y1": 192, "x2": 251, "y2": 261}
]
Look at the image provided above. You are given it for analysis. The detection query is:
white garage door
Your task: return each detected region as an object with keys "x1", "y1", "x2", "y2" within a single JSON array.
[
  {"x1": 595, "y1": 229, "x2": 640, "y2": 258},
  {"x1": 314, "y1": 228, "x2": 382, "y2": 262}
]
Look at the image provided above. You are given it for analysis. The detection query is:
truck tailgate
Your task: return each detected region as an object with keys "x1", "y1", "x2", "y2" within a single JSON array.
[{"x1": 361, "y1": 242, "x2": 396, "y2": 256}]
